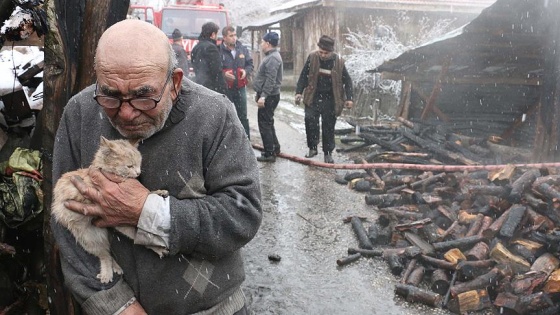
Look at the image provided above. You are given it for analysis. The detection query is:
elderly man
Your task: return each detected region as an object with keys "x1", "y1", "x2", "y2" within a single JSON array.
[
  {"x1": 51, "y1": 19, "x2": 262, "y2": 315},
  {"x1": 295, "y1": 35, "x2": 354, "y2": 164}
]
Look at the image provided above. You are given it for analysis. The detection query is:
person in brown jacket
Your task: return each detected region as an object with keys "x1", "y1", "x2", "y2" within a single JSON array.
[{"x1": 295, "y1": 35, "x2": 353, "y2": 163}]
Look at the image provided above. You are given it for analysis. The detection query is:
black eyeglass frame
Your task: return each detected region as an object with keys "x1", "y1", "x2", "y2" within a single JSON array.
[{"x1": 93, "y1": 70, "x2": 174, "y2": 111}]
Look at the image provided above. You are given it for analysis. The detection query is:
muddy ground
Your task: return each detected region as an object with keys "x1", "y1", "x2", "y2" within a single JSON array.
[{"x1": 240, "y1": 92, "x2": 455, "y2": 315}]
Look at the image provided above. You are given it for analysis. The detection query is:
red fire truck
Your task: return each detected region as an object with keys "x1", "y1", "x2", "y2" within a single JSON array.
[{"x1": 129, "y1": 1, "x2": 230, "y2": 54}]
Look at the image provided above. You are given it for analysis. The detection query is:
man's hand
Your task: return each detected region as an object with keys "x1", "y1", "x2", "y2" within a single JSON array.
[
  {"x1": 239, "y1": 69, "x2": 247, "y2": 80},
  {"x1": 224, "y1": 70, "x2": 235, "y2": 82},
  {"x1": 119, "y1": 300, "x2": 147, "y2": 315},
  {"x1": 344, "y1": 100, "x2": 354, "y2": 109},
  {"x1": 295, "y1": 94, "x2": 302, "y2": 106},
  {"x1": 257, "y1": 97, "x2": 265, "y2": 108},
  {"x1": 64, "y1": 167, "x2": 150, "y2": 227}
]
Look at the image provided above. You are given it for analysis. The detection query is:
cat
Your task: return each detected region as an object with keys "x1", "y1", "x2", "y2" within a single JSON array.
[{"x1": 52, "y1": 136, "x2": 168, "y2": 283}]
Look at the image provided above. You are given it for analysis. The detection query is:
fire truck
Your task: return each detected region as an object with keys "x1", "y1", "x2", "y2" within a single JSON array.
[{"x1": 129, "y1": 1, "x2": 230, "y2": 54}]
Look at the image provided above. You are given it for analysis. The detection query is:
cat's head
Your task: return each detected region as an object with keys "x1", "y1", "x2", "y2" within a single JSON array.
[{"x1": 92, "y1": 136, "x2": 142, "y2": 179}]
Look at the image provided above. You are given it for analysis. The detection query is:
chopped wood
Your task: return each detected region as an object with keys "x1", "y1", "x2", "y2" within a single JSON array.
[
  {"x1": 481, "y1": 207, "x2": 512, "y2": 239},
  {"x1": 394, "y1": 218, "x2": 432, "y2": 231},
  {"x1": 465, "y1": 213, "x2": 485, "y2": 237},
  {"x1": 511, "y1": 271, "x2": 549, "y2": 295},
  {"x1": 364, "y1": 193, "x2": 405, "y2": 207},
  {"x1": 347, "y1": 248, "x2": 383, "y2": 258},
  {"x1": 403, "y1": 231, "x2": 435, "y2": 256},
  {"x1": 509, "y1": 169, "x2": 541, "y2": 202},
  {"x1": 420, "y1": 255, "x2": 455, "y2": 270},
  {"x1": 400, "y1": 258, "x2": 417, "y2": 284},
  {"x1": 377, "y1": 207, "x2": 425, "y2": 221},
  {"x1": 385, "y1": 253, "x2": 404, "y2": 276},
  {"x1": 543, "y1": 269, "x2": 560, "y2": 293},
  {"x1": 395, "y1": 283, "x2": 443, "y2": 308},
  {"x1": 431, "y1": 268, "x2": 450, "y2": 295},
  {"x1": 499, "y1": 204, "x2": 527, "y2": 239},
  {"x1": 405, "y1": 265, "x2": 425, "y2": 286},
  {"x1": 490, "y1": 242, "x2": 531, "y2": 274},
  {"x1": 456, "y1": 260, "x2": 496, "y2": 280},
  {"x1": 336, "y1": 253, "x2": 361, "y2": 266},
  {"x1": 432, "y1": 235, "x2": 485, "y2": 252},
  {"x1": 350, "y1": 216, "x2": 374, "y2": 249},
  {"x1": 530, "y1": 253, "x2": 560, "y2": 277},
  {"x1": 450, "y1": 267, "x2": 500, "y2": 297},
  {"x1": 447, "y1": 289, "x2": 492, "y2": 313},
  {"x1": 465, "y1": 242, "x2": 489, "y2": 261},
  {"x1": 443, "y1": 248, "x2": 466, "y2": 265}
]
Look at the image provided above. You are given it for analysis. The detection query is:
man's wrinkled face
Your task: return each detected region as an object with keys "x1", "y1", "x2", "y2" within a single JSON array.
[
  {"x1": 95, "y1": 67, "x2": 174, "y2": 140},
  {"x1": 224, "y1": 31, "x2": 236, "y2": 47}
]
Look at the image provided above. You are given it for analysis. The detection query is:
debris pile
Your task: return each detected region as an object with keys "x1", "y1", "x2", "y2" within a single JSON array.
[{"x1": 335, "y1": 121, "x2": 560, "y2": 314}]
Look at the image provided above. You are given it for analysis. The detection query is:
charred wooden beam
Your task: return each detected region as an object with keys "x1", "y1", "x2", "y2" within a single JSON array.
[
  {"x1": 499, "y1": 204, "x2": 527, "y2": 239},
  {"x1": 509, "y1": 169, "x2": 541, "y2": 203},
  {"x1": 347, "y1": 247, "x2": 383, "y2": 258},
  {"x1": 465, "y1": 213, "x2": 485, "y2": 237},
  {"x1": 405, "y1": 266, "x2": 425, "y2": 286},
  {"x1": 450, "y1": 267, "x2": 500, "y2": 297},
  {"x1": 367, "y1": 222, "x2": 392, "y2": 246},
  {"x1": 385, "y1": 253, "x2": 405, "y2": 276},
  {"x1": 420, "y1": 222, "x2": 441, "y2": 244},
  {"x1": 420, "y1": 255, "x2": 455, "y2": 270},
  {"x1": 336, "y1": 253, "x2": 362, "y2": 266},
  {"x1": 432, "y1": 235, "x2": 485, "y2": 252},
  {"x1": 431, "y1": 268, "x2": 451, "y2": 296},
  {"x1": 482, "y1": 207, "x2": 512, "y2": 239},
  {"x1": 395, "y1": 283, "x2": 443, "y2": 308},
  {"x1": 377, "y1": 207, "x2": 425, "y2": 221},
  {"x1": 387, "y1": 172, "x2": 447, "y2": 194},
  {"x1": 525, "y1": 208, "x2": 555, "y2": 232},
  {"x1": 394, "y1": 218, "x2": 432, "y2": 232},
  {"x1": 401, "y1": 128, "x2": 477, "y2": 165},
  {"x1": 465, "y1": 184, "x2": 510, "y2": 197},
  {"x1": 456, "y1": 260, "x2": 496, "y2": 280},
  {"x1": 400, "y1": 258, "x2": 417, "y2": 284},
  {"x1": 365, "y1": 193, "x2": 405, "y2": 207},
  {"x1": 476, "y1": 216, "x2": 493, "y2": 237},
  {"x1": 350, "y1": 216, "x2": 374, "y2": 249},
  {"x1": 403, "y1": 231, "x2": 435, "y2": 256},
  {"x1": 465, "y1": 242, "x2": 490, "y2": 261}
]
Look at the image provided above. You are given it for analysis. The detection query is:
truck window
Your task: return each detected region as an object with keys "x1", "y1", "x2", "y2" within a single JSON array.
[{"x1": 161, "y1": 9, "x2": 228, "y2": 39}]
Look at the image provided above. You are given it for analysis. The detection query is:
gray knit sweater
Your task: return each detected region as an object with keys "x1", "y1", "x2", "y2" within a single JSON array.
[{"x1": 51, "y1": 79, "x2": 262, "y2": 314}]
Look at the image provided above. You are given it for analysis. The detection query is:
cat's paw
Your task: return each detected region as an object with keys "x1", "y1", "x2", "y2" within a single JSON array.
[
  {"x1": 150, "y1": 246, "x2": 169, "y2": 258},
  {"x1": 112, "y1": 259, "x2": 123, "y2": 275},
  {"x1": 97, "y1": 270, "x2": 114, "y2": 283},
  {"x1": 152, "y1": 189, "x2": 169, "y2": 198}
]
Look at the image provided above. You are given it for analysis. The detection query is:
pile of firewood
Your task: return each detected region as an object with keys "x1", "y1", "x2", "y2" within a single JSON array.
[{"x1": 337, "y1": 164, "x2": 560, "y2": 314}]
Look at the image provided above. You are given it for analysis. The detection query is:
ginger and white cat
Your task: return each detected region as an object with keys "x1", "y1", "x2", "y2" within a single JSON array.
[{"x1": 52, "y1": 136, "x2": 167, "y2": 283}]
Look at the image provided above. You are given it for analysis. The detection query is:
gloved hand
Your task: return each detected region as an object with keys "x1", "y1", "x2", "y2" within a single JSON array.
[{"x1": 295, "y1": 94, "x2": 302, "y2": 105}]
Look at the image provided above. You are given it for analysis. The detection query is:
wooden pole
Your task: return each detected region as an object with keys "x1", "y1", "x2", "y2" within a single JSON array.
[{"x1": 40, "y1": 1, "x2": 130, "y2": 314}]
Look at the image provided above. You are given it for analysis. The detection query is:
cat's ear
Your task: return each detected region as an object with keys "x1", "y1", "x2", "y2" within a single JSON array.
[
  {"x1": 128, "y1": 139, "x2": 140, "y2": 148},
  {"x1": 100, "y1": 136, "x2": 109, "y2": 146}
]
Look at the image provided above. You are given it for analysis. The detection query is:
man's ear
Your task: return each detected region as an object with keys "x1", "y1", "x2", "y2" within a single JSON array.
[{"x1": 172, "y1": 68, "x2": 183, "y2": 99}]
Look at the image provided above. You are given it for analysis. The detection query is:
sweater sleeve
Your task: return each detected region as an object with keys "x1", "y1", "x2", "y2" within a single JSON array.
[
  {"x1": 51, "y1": 99, "x2": 135, "y2": 315},
  {"x1": 296, "y1": 55, "x2": 311, "y2": 94}
]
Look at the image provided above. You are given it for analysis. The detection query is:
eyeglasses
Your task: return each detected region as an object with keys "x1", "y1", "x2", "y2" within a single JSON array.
[{"x1": 94, "y1": 71, "x2": 173, "y2": 111}]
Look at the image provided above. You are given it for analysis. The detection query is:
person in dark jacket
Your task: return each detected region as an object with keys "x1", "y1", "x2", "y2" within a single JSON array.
[
  {"x1": 252, "y1": 32, "x2": 283, "y2": 162},
  {"x1": 295, "y1": 35, "x2": 354, "y2": 164},
  {"x1": 171, "y1": 28, "x2": 189, "y2": 76},
  {"x1": 220, "y1": 25, "x2": 254, "y2": 138},
  {"x1": 191, "y1": 22, "x2": 226, "y2": 93}
]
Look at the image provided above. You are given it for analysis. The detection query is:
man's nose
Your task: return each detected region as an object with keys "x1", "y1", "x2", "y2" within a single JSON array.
[{"x1": 118, "y1": 101, "x2": 141, "y2": 120}]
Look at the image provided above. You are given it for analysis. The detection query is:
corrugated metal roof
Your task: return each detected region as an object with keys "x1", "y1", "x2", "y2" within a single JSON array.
[
  {"x1": 372, "y1": 0, "x2": 546, "y2": 149},
  {"x1": 243, "y1": 12, "x2": 298, "y2": 30},
  {"x1": 271, "y1": 0, "x2": 497, "y2": 15}
]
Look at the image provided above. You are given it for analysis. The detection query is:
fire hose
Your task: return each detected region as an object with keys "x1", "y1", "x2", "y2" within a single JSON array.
[{"x1": 252, "y1": 143, "x2": 560, "y2": 171}]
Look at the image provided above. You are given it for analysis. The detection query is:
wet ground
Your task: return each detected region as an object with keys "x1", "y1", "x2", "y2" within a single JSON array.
[{"x1": 241, "y1": 92, "x2": 454, "y2": 315}]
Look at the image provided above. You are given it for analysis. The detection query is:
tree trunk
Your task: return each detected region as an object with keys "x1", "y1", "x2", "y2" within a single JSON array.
[{"x1": 40, "y1": 1, "x2": 130, "y2": 314}]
